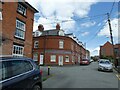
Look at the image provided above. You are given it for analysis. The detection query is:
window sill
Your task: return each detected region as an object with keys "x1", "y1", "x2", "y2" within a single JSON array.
[
  {"x1": 17, "y1": 11, "x2": 27, "y2": 18},
  {"x1": 14, "y1": 36, "x2": 25, "y2": 41}
]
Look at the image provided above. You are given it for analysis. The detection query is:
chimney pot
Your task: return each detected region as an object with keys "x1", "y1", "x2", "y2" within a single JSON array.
[
  {"x1": 56, "y1": 23, "x2": 60, "y2": 30},
  {"x1": 38, "y1": 24, "x2": 44, "y2": 31}
]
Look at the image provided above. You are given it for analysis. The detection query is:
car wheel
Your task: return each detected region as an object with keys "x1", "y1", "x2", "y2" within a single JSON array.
[{"x1": 33, "y1": 85, "x2": 41, "y2": 90}]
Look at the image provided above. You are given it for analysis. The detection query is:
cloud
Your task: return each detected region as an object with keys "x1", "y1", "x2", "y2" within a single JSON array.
[
  {"x1": 98, "y1": 18, "x2": 118, "y2": 43},
  {"x1": 89, "y1": 47, "x2": 100, "y2": 56},
  {"x1": 81, "y1": 21, "x2": 96, "y2": 27},
  {"x1": 81, "y1": 32, "x2": 89, "y2": 36},
  {"x1": 25, "y1": 0, "x2": 99, "y2": 31}
]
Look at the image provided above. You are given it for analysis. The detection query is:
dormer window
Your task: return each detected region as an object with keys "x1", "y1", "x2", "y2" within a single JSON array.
[
  {"x1": 34, "y1": 30, "x2": 42, "y2": 37},
  {"x1": 58, "y1": 30, "x2": 64, "y2": 36},
  {"x1": 17, "y1": 3, "x2": 26, "y2": 16}
]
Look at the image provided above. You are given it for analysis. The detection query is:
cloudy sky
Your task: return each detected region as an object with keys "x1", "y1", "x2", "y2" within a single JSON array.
[{"x1": 26, "y1": 0, "x2": 119, "y2": 56}]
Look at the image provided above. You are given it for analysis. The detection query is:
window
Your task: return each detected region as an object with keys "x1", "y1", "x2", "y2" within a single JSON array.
[
  {"x1": 34, "y1": 41, "x2": 39, "y2": 48},
  {"x1": 34, "y1": 31, "x2": 42, "y2": 37},
  {"x1": 15, "y1": 19, "x2": 25, "y2": 39},
  {"x1": 1, "y1": 60, "x2": 33, "y2": 81},
  {"x1": 17, "y1": 3, "x2": 26, "y2": 16},
  {"x1": 50, "y1": 55, "x2": 56, "y2": 62},
  {"x1": 59, "y1": 40, "x2": 64, "y2": 49},
  {"x1": 12, "y1": 45, "x2": 24, "y2": 57},
  {"x1": 0, "y1": 11, "x2": 2, "y2": 20},
  {"x1": 33, "y1": 53, "x2": 38, "y2": 61},
  {"x1": 65, "y1": 55, "x2": 69, "y2": 62}
]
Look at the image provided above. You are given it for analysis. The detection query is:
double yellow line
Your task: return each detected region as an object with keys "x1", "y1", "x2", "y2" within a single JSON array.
[{"x1": 116, "y1": 74, "x2": 120, "y2": 80}]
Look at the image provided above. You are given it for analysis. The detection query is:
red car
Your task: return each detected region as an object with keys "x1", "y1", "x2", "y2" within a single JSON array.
[{"x1": 80, "y1": 59, "x2": 90, "y2": 65}]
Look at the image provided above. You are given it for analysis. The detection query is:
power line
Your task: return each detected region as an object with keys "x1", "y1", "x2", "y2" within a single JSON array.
[
  {"x1": 37, "y1": 13, "x2": 107, "y2": 25},
  {"x1": 109, "y1": 0, "x2": 115, "y2": 17},
  {"x1": 85, "y1": 18, "x2": 108, "y2": 43}
]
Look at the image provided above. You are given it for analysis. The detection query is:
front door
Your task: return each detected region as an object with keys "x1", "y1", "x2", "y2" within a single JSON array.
[
  {"x1": 40, "y1": 54, "x2": 44, "y2": 65},
  {"x1": 58, "y1": 56, "x2": 63, "y2": 66}
]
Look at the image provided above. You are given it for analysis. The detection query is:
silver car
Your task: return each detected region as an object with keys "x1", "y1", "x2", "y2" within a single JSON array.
[{"x1": 98, "y1": 59, "x2": 113, "y2": 72}]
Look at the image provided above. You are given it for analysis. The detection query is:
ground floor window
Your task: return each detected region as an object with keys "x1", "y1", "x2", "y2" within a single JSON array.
[
  {"x1": 50, "y1": 55, "x2": 56, "y2": 62},
  {"x1": 33, "y1": 53, "x2": 38, "y2": 61},
  {"x1": 12, "y1": 45, "x2": 24, "y2": 57},
  {"x1": 65, "y1": 55, "x2": 69, "y2": 62}
]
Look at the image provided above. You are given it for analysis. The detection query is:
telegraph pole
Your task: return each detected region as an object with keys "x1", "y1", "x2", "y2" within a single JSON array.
[
  {"x1": 107, "y1": 13, "x2": 116, "y2": 66},
  {"x1": 107, "y1": 13, "x2": 114, "y2": 45}
]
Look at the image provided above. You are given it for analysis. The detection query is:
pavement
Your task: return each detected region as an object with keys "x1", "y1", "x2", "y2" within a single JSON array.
[{"x1": 40, "y1": 62, "x2": 119, "y2": 89}]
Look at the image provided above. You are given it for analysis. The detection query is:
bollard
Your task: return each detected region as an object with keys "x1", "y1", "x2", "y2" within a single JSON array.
[{"x1": 48, "y1": 66, "x2": 50, "y2": 75}]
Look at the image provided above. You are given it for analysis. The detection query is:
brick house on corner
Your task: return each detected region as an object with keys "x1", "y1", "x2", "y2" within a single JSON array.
[
  {"x1": 32, "y1": 24, "x2": 88, "y2": 66},
  {"x1": 100, "y1": 41, "x2": 120, "y2": 59},
  {"x1": 0, "y1": 1, "x2": 38, "y2": 58},
  {"x1": 100, "y1": 41, "x2": 114, "y2": 58}
]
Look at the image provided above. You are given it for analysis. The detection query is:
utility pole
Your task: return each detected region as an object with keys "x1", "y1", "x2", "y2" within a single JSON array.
[
  {"x1": 107, "y1": 13, "x2": 114, "y2": 45},
  {"x1": 107, "y1": 13, "x2": 116, "y2": 66}
]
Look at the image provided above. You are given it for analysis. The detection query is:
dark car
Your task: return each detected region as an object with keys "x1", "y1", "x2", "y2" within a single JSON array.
[
  {"x1": 0, "y1": 56, "x2": 42, "y2": 90},
  {"x1": 80, "y1": 58, "x2": 90, "y2": 65}
]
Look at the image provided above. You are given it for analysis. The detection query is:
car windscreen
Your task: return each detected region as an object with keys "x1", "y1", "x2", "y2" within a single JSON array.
[{"x1": 99, "y1": 61, "x2": 110, "y2": 64}]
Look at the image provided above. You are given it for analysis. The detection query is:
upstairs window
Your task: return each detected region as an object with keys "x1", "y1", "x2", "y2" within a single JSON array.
[
  {"x1": 17, "y1": 3, "x2": 26, "y2": 16},
  {"x1": 34, "y1": 41, "x2": 39, "y2": 48},
  {"x1": 15, "y1": 19, "x2": 25, "y2": 39},
  {"x1": 59, "y1": 40, "x2": 64, "y2": 49}
]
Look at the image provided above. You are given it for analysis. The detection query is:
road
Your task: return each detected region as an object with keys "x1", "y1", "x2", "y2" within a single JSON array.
[{"x1": 42, "y1": 62, "x2": 119, "y2": 89}]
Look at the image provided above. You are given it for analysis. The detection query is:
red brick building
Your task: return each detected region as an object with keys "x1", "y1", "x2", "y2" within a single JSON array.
[
  {"x1": 100, "y1": 41, "x2": 114, "y2": 58},
  {"x1": 33, "y1": 24, "x2": 88, "y2": 66},
  {"x1": 0, "y1": 1, "x2": 38, "y2": 57},
  {"x1": 100, "y1": 41, "x2": 120, "y2": 59}
]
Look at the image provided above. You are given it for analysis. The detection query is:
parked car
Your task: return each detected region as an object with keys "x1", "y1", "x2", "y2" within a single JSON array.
[
  {"x1": 98, "y1": 59, "x2": 113, "y2": 72},
  {"x1": 90, "y1": 59, "x2": 94, "y2": 63},
  {"x1": 0, "y1": 56, "x2": 42, "y2": 90},
  {"x1": 80, "y1": 59, "x2": 90, "y2": 65}
]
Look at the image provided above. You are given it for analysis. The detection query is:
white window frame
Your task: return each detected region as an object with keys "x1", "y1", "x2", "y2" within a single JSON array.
[
  {"x1": 33, "y1": 53, "x2": 38, "y2": 61},
  {"x1": 12, "y1": 45, "x2": 24, "y2": 57},
  {"x1": 59, "y1": 40, "x2": 64, "y2": 49},
  {"x1": 65, "y1": 55, "x2": 69, "y2": 62},
  {"x1": 0, "y1": 11, "x2": 2, "y2": 20},
  {"x1": 50, "y1": 55, "x2": 56, "y2": 62},
  {"x1": 34, "y1": 41, "x2": 39, "y2": 48},
  {"x1": 17, "y1": 3, "x2": 26, "y2": 16},
  {"x1": 15, "y1": 19, "x2": 25, "y2": 39}
]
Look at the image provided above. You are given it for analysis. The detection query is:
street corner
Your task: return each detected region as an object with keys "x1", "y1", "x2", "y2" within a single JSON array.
[{"x1": 41, "y1": 66, "x2": 55, "y2": 81}]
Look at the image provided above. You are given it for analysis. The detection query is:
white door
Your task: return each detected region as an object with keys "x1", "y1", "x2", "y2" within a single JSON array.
[
  {"x1": 40, "y1": 54, "x2": 44, "y2": 65},
  {"x1": 58, "y1": 56, "x2": 63, "y2": 66}
]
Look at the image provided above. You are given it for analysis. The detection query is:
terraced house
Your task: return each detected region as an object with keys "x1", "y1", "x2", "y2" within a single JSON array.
[
  {"x1": 0, "y1": 1, "x2": 38, "y2": 57},
  {"x1": 33, "y1": 24, "x2": 89, "y2": 66}
]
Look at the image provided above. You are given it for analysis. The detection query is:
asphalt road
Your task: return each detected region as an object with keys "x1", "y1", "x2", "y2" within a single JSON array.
[{"x1": 42, "y1": 62, "x2": 119, "y2": 88}]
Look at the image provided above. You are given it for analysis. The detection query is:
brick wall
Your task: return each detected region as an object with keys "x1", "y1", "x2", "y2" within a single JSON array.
[
  {"x1": 2, "y1": 2, "x2": 36, "y2": 58},
  {"x1": 33, "y1": 35, "x2": 86, "y2": 65}
]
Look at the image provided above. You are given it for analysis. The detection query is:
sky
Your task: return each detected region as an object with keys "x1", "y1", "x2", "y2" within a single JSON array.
[{"x1": 26, "y1": 0, "x2": 119, "y2": 56}]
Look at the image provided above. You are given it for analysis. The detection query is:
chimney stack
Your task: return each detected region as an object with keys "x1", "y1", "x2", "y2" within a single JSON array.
[
  {"x1": 56, "y1": 23, "x2": 60, "y2": 30},
  {"x1": 38, "y1": 24, "x2": 44, "y2": 32}
]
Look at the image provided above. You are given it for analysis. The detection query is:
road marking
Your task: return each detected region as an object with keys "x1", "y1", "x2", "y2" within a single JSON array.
[{"x1": 116, "y1": 74, "x2": 120, "y2": 80}]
